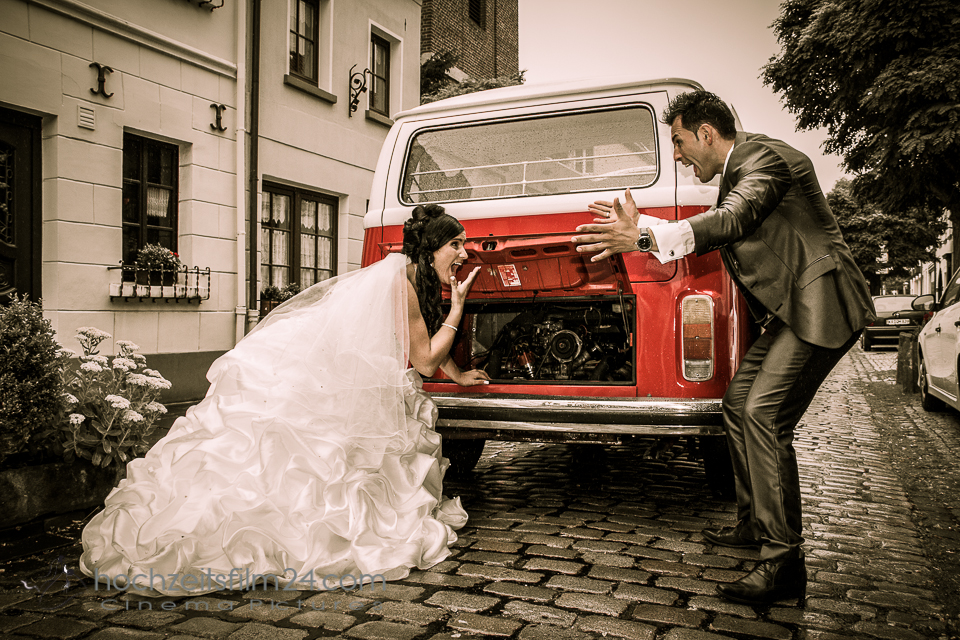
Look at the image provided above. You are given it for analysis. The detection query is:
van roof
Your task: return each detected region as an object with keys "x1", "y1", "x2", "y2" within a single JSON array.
[{"x1": 396, "y1": 76, "x2": 705, "y2": 120}]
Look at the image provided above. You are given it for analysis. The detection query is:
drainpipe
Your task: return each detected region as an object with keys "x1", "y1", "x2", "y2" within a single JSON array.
[
  {"x1": 246, "y1": 0, "x2": 262, "y2": 333},
  {"x1": 492, "y1": 0, "x2": 498, "y2": 78},
  {"x1": 234, "y1": 0, "x2": 248, "y2": 343}
]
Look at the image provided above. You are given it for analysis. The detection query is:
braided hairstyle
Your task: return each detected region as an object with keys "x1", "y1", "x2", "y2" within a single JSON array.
[{"x1": 401, "y1": 204, "x2": 465, "y2": 335}]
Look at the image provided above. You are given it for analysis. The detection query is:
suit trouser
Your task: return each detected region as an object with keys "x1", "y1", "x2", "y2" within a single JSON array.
[{"x1": 722, "y1": 319, "x2": 860, "y2": 561}]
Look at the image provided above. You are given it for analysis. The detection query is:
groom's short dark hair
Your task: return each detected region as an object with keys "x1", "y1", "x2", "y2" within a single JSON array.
[{"x1": 661, "y1": 90, "x2": 737, "y2": 140}]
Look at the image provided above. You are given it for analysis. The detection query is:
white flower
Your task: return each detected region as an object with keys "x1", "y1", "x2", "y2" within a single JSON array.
[
  {"x1": 123, "y1": 409, "x2": 144, "y2": 423},
  {"x1": 132, "y1": 354, "x2": 147, "y2": 364},
  {"x1": 145, "y1": 401, "x2": 168, "y2": 415},
  {"x1": 142, "y1": 369, "x2": 159, "y2": 377},
  {"x1": 81, "y1": 355, "x2": 109, "y2": 366},
  {"x1": 62, "y1": 393, "x2": 78, "y2": 405},
  {"x1": 57, "y1": 348, "x2": 77, "y2": 359},
  {"x1": 116, "y1": 340, "x2": 140, "y2": 355},
  {"x1": 126, "y1": 374, "x2": 149, "y2": 387},
  {"x1": 104, "y1": 394, "x2": 131, "y2": 409},
  {"x1": 68, "y1": 413, "x2": 85, "y2": 425},
  {"x1": 80, "y1": 362, "x2": 104, "y2": 373},
  {"x1": 76, "y1": 327, "x2": 112, "y2": 341},
  {"x1": 144, "y1": 376, "x2": 172, "y2": 390},
  {"x1": 112, "y1": 357, "x2": 136, "y2": 371},
  {"x1": 76, "y1": 327, "x2": 112, "y2": 352}
]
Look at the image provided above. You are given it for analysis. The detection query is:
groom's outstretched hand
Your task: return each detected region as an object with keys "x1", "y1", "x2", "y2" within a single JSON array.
[{"x1": 573, "y1": 188, "x2": 642, "y2": 262}]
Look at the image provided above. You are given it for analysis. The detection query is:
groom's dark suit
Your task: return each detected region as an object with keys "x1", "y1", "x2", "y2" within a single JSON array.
[{"x1": 686, "y1": 131, "x2": 875, "y2": 561}]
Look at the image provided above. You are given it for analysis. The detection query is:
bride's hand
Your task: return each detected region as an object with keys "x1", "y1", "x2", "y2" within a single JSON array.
[
  {"x1": 450, "y1": 266, "x2": 481, "y2": 310},
  {"x1": 455, "y1": 369, "x2": 491, "y2": 386}
]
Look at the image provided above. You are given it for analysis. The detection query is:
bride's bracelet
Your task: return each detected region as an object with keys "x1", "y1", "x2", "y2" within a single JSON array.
[{"x1": 441, "y1": 322, "x2": 458, "y2": 331}]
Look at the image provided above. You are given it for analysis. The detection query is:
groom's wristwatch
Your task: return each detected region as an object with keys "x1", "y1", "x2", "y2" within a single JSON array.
[{"x1": 635, "y1": 229, "x2": 653, "y2": 252}]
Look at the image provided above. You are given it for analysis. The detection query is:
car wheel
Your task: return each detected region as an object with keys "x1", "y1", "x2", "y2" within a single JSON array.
[
  {"x1": 699, "y1": 436, "x2": 735, "y2": 500},
  {"x1": 860, "y1": 332, "x2": 871, "y2": 351},
  {"x1": 918, "y1": 355, "x2": 945, "y2": 412},
  {"x1": 443, "y1": 438, "x2": 486, "y2": 477}
]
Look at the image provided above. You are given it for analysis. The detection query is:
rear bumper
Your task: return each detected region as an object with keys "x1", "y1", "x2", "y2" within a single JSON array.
[
  {"x1": 431, "y1": 393, "x2": 724, "y2": 443},
  {"x1": 864, "y1": 325, "x2": 917, "y2": 340}
]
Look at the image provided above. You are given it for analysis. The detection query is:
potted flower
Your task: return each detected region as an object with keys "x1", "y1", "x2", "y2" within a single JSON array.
[
  {"x1": 134, "y1": 243, "x2": 182, "y2": 286},
  {"x1": 260, "y1": 282, "x2": 302, "y2": 317}
]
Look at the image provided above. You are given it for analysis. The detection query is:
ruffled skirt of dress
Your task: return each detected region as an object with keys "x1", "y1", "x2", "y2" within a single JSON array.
[{"x1": 79, "y1": 254, "x2": 467, "y2": 596}]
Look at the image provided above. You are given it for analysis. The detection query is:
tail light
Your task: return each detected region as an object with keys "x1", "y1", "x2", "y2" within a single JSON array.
[{"x1": 681, "y1": 295, "x2": 714, "y2": 381}]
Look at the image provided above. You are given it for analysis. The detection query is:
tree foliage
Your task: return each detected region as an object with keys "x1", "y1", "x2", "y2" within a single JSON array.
[
  {"x1": 420, "y1": 49, "x2": 460, "y2": 97},
  {"x1": 420, "y1": 50, "x2": 525, "y2": 105},
  {"x1": 828, "y1": 179, "x2": 944, "y2": 293},
  {"x1": 762, "y1": 0, "x2": 960, "y2": 262}
]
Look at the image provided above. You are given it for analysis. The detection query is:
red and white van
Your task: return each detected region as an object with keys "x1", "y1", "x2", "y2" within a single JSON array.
[{"x1": 361, "y1": 78, "x2": 754, "y2": 488}]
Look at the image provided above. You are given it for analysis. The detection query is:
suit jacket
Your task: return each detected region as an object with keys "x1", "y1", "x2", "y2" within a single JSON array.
[{"x1": 686, "y1": 131, "x2": 876, "y2": 349}]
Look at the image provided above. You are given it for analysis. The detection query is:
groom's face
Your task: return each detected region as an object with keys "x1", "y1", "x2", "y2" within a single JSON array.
[{"x1": 670, "y1": 116, "x2": 722, "y2": 183}]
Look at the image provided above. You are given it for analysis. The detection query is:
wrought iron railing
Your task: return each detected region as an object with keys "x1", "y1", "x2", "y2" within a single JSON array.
[{"x1": 108, "y1": 264, "x2": 211, "y2": 303}]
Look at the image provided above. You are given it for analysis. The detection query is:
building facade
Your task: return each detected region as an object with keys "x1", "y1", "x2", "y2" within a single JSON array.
[
  {"x1": 1, "y1": 0, "x2": 422, "y2": 402},
  {"x1": 421, "y1": 0, "x2": 518, "y2": 81}
]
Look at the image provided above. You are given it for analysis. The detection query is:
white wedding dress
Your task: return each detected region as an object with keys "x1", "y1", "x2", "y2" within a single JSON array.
[{"x1": 80, "y1": 254, "x2": 468, "y2": 596}]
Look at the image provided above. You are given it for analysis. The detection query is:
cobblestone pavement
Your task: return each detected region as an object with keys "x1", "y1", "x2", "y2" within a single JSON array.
[{"x1": 2, "y1": 346, "x2": 960, "y2": 640}]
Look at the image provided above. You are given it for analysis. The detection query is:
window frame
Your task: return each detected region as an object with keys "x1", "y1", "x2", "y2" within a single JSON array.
[
  {"x1": 398, "y1": 104, "x2": 661, "y2": 206},
  {"x1": 289, "y1": 0, "x2": 320, "y2": 84},
  {"x1": 260, "y1": 183, "x2": 338, "y2": 294},
  {"x1": 369, "y1": 33, "x2": 391, "y2": 117},
  {"x1": 121, "y1": 132, "x2": 179, "y2": 267},
  {"x1": 468, "y1": 0, "x2": 484, "y2": 27}
]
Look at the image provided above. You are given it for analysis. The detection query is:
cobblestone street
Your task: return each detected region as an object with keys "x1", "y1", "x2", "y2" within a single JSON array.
[{"x1": 2, "y1": 346, "x2": 959, "y2": 640}]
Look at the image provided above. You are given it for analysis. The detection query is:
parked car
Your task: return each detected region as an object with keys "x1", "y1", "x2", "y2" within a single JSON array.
[
  {"x1": 860, "y1": 294, "x2": 927, "y2": 351},
  {"x1": 361, "y1": 78, "x2": 757, "y2": 490},
  {"x1": 916, "y1": 271, "x2": 960, "y2": 412}
]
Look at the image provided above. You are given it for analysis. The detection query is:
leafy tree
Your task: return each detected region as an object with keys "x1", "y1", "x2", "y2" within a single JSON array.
[
  {"x1": 828, "y1": 179, "x2": 944, "y2": 294},
  {"x1": 420, "y1": 50, "x2": 525, "y2": 105},
  {"x1": 421, "y1": 49, "x2": 460, "y2": 97},
  {"x1": 762, "y1": 0, "x2": 960, "y2": 266}
]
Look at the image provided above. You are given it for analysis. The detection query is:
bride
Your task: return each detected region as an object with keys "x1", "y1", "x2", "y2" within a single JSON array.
[{"x1": 80, "y1": 204, "x2": 490, "y2": 596}]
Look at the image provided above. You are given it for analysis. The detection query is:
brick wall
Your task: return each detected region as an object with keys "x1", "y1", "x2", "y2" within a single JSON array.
[{"x1": 422, "y1": 0, "x2": 519, "y2": 80}]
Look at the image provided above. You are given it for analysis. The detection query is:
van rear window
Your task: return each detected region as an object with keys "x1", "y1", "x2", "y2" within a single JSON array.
[{"x1": 401, "y1": 106, "x2": 658, "y2": 204}]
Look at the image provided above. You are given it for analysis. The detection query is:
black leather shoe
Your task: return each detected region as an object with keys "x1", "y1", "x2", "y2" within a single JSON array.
[
  {"x1": 716, "y1": 553, "x2": 807, "y2": 605},
  {"x1": 702, "y1": 526, "x2": 761, "y2": 549}
]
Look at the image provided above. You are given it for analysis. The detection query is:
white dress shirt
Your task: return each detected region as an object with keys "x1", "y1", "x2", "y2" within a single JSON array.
[{"x1": 645, "y1": 145, "x2": 735, "y2": 264}]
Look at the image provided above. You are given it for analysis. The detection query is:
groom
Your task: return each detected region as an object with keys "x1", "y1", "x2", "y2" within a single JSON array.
[{"x1": 572, "y1": 90, "x2": 875, "y2": 605}]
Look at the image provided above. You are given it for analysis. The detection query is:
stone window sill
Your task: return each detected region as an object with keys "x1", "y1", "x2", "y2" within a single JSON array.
[
  {"x1": 283, "y1": 74, "x2": 337, "y2": 104},
  {"x1": 365, "y1": 110, "x2": 394, "y2": 128}
]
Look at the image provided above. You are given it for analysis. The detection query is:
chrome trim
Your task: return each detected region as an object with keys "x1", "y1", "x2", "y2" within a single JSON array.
[
  {"x1": 436, "y1": 419, "x2": 723, "y2": 437},
  {"x1": 431, "y1": 394, "x2": 723, "y2": 434}
]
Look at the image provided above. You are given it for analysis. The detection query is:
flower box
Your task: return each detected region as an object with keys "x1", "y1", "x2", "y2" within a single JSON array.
[
  {"x1": 110, "y1": 265, "x2": 211, "y2": 303},
  {"x1": 0, "y1": 461, "x2": 123, "y2": 528}
]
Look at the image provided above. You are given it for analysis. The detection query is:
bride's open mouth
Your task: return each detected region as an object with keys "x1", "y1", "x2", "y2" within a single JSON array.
[{"x1": 451, "y1": 261, "x2": 463, "y2": 278}]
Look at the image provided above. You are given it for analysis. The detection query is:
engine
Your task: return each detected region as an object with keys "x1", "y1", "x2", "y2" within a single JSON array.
[{"x1": 467, "y1": 300, "x2": 634, "y2": 383}]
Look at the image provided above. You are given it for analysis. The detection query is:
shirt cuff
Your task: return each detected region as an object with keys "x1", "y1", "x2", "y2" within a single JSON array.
[{"x1": 642, "y1": 218, "x2": 695, "y2": 264}]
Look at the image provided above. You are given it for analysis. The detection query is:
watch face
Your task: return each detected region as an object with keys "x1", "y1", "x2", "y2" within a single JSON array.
[{"x1": 636, "y1": 233, "x2": 652, "y2": 252}]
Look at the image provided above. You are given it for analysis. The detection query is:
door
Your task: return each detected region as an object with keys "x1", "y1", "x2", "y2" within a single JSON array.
[
  {"x1": 927, "y1": 271, "x2": 960, "y2": 396},
  {"x1": 0, "y1": 107, "x2": 42, "y2": 304}
]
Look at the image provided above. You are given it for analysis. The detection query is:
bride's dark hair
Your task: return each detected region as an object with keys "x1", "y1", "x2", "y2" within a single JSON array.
[{"x1": 401, "y1": 204, "x2": 465, "y2": 335}]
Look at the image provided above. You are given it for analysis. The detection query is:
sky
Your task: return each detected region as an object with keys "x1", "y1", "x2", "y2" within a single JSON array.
[{"x1": 517, "y1": 0, "x2": 849, "y2": 191}]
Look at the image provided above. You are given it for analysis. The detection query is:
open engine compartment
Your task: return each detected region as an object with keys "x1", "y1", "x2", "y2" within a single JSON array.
[{"x1": 437, "y1": 295, "x2": 636, "y2": 384}]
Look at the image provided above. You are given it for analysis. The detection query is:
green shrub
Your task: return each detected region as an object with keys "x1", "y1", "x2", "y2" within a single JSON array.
[{"x1": 0, "y1": 296, "x2": 64, "y2": 465}]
